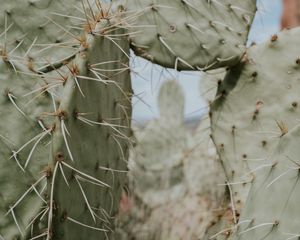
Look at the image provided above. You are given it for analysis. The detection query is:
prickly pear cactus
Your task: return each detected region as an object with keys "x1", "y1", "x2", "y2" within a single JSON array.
[
  {"x1": 209, "y1": 27, "x2": 300, "y2": 239},
  {"x1": 0, "y1": 2, "x2": 132, "y2": 239},
  {"x1": 117, "y1": 80, "x2": 225, "y2": 240},
  {"x1": 129, "y1": 80, "x2": 188, "y2": 207},
  {"x1": 0, "y1": 0, "x2": 83, "y2": 70},
  {"x1": 233, "y1": 124, "x2": 300, "y2": 240},
  {"x1": 121, "y1": 0, "x2": 257, "y2": 70}
]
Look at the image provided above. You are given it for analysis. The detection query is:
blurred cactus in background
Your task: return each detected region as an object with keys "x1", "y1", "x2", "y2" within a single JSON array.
[{"x1": 116, "y1": 80, "x2": 224, "y2": 240}]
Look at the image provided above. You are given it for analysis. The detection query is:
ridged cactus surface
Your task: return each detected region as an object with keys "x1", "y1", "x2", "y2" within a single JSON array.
[
  {"x1": 0, "y1": 2, "x2": 132, "y2": 239},
  {"x1": 122, "y1": 0, "x2": 257, "y2": 70}
]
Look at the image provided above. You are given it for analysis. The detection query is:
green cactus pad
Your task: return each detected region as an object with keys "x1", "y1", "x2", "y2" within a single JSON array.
[
  {"x1": 48, "y1": 25, "x2": 132, "y2": 239},
  {"x1": 210, "y1": 27, "x2": 300, "y2": 237},
  {"x1": 234, "y1": 124, "x2": 300, "y2": 240},
  {"x1": 0, "y1": 38, "x2": 56, "y2": 239},
  {"x1": 122, "y1": 0, "x2": 256, "y2": 70},
  {"x1": 0, "y1": 0, "x2": 95, "y2": 71}
]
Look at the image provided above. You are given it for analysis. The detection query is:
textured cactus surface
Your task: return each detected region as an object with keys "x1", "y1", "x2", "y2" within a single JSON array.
[
  {"x1": 122, "y1": 0, "x2": 257, "y2": 70},
  {"x1": 1, "y1": 0, "x2": 82, "y2": 70},
  {"x1": 235, "y1": 124, "x2": 300, "y2": 240},
  {"x1": 118, "y1": 80, "x2": 225, "y2": 240},
  {"x1": 0, "y1": 2, "x2": 132, "y2": 239},
  {"x1": 209, "y1": 27, "x2": 300, "y2": 239}
]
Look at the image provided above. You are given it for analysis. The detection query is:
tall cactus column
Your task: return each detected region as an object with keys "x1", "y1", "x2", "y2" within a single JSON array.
[{"x1": 47, "y1": 26, "x2": 132, "y2": 239}]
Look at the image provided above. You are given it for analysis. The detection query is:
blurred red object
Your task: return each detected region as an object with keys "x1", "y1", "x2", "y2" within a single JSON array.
[
  {"x1": 119, "y1": 191, "x2": 133, "y2": 214},
  {"x1": 281, "y1": 0, "x2": 300, "y2": 29}
]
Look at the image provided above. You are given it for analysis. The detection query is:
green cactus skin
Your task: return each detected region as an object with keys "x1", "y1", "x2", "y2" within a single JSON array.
[
  {"x1": 121, "y1": 0, "x2": 257, "y2": 71},
  {"x1": 209, "y1": 27, "x2": 300, "y2": 239},
  {"x1": 0, "y1": 0, "x2": 82, "y2": 70},
  {"x1": 200, "y1": 69, "x2": 227, "y2": 105},
  {"x1": 0, "y1": 2, "x2": 132, "y2": 239},
  {"x1": 234, "y1": 124, "x2": 300, "y2": 240},
  {"x1": 118, "y1": 80, "x2": 224, "y2": 240},
  {"x1": 47, "y1": 27, "x2": 132, "y2": 240}
]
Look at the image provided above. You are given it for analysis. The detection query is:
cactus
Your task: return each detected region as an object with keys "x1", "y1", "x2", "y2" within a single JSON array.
[
  {"x1": 206, "y1": 26, "x2": 300, "y2": 240},
  {"x1": 210, "y1": 27, "x2": 300, "y2": 207},
  {"x1": 117, "y1": 80, "x2": 225, "y2": 240},
  {"x1": 2, "y1": 1, "x2": 300, "y2": 240},
  {"x1": 0, "y1": 2, "x2": 132, "y2": 239},
  {"x1": 233, "y1": 124, "x2": 300, "y2": 240},
  {"x1": 122, "y1": 0, "x2": 257, "y2": 70}
]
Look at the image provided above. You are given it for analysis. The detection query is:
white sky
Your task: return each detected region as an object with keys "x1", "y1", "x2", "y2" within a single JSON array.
[{"x1": 131, "y1": 0, "x2": 282, "y2": 124}]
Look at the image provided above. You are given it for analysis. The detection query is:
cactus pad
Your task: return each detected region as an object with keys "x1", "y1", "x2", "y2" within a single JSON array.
[
  {"x1": 210, "y1": 27, "x2": 300, "y2": 237},
  {"x1": 122, "y1": 0, "x2": 257, "y2": 70}
]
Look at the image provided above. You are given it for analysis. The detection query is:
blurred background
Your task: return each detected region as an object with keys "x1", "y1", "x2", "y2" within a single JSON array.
[{"x1": 131, "y1": 0, "x2": 282, "y2": 125}]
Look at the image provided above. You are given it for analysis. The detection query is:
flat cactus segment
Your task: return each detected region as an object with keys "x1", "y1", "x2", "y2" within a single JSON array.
[
  {"x1": 47, "y1": 26, "x2": 132, "y2": 239},
  {"x1": 0, "y1": 45, "x2": 56, "y2": 239},
  {"x1": 210, "y1": 27, "x2": 300, "y2": 237},
  {"x1": 234, "y1": 124, "x2": 300, "y2": 240},
  {"x1": 0, "y1": 0, "x2": 89, "y2": 71},
  {"x1": 1, "y1": 1, "x2": 80, "y2": 44},
  {"x1": 122, "y1": 0, "x2": 256, "y2": 70}
]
